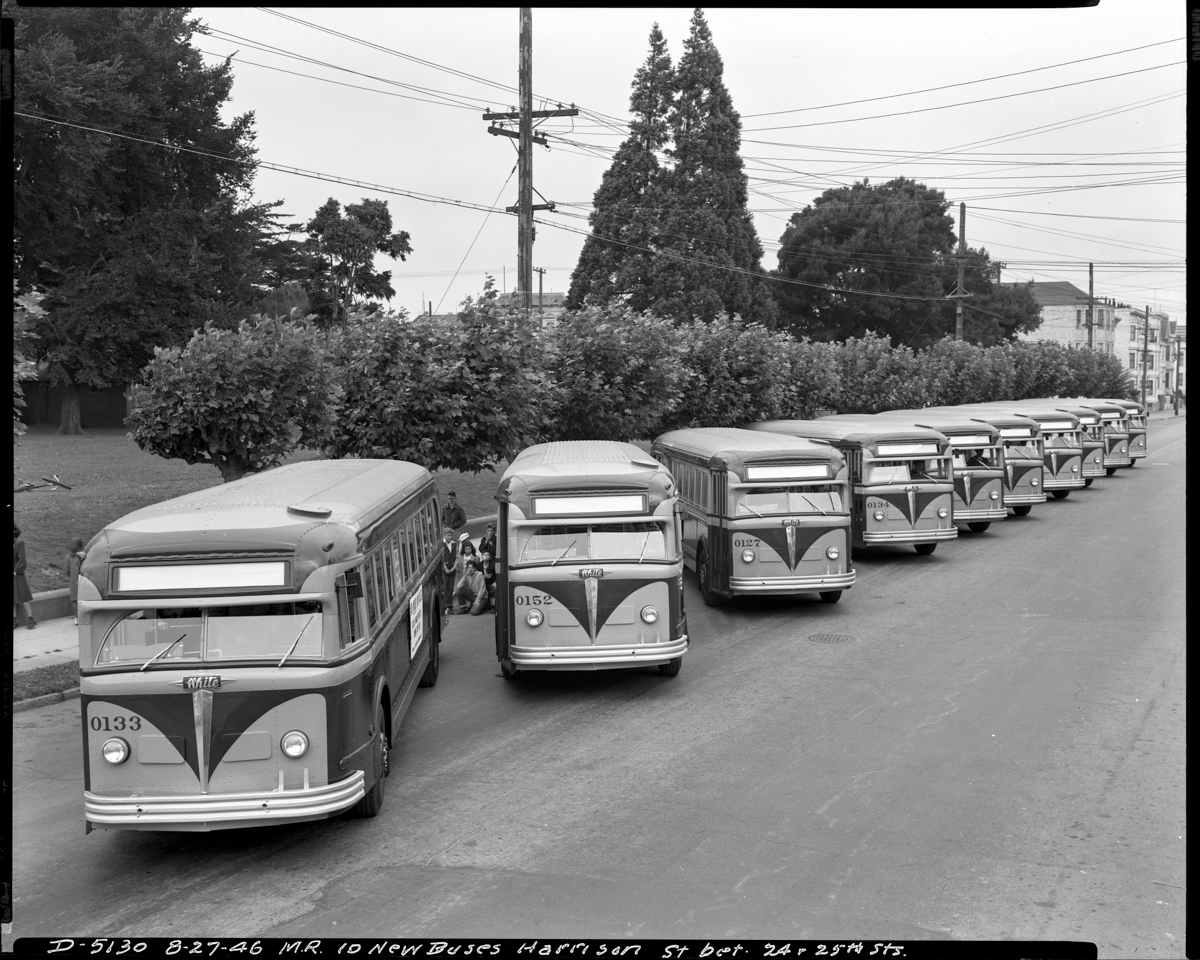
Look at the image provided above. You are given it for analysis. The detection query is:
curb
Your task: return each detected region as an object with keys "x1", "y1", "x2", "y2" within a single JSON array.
[
  {"x1": 13, "y1": 686, "x2": 80, "y2": 714},
  {"x1": 30, "y1": 588, "x2": 72, "y2": 622}
]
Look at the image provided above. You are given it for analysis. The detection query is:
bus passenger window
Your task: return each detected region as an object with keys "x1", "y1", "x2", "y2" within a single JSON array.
[
  {"x1": 364, "y1": 559, "x2": 378, "y2": 628},
  {"x1": 381, "y1": 544, "x2": 396, "y2": 607},
  {"x1": 391, "y1": 535, "x2": 405, "y2": 593}
]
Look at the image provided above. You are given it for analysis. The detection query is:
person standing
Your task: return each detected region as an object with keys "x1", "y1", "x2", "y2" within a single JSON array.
[
  {"x1": 14, "y1": 525, "x2": 36, "y2": 629},
  {"x1": 439, "y1": 526, "x2": 458, "y2": 615},
  {"x1": 67, "y1": 536, "x2": 86, "y2": 626},
  {"x1": 441, "y1": 492, "x2": 467, "y2": 532},
  {"x1": 478, "y1": 522, "x2": 497, "y2": 562}
]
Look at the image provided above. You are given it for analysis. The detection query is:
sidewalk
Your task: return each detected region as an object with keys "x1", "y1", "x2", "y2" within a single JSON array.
[{"x1": 12, "y1": 615, "x2": 79, "y2": 674}]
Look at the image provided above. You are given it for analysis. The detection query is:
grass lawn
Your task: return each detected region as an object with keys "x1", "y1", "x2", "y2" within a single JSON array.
[
  {"x1": 12, "y1": 661, "x2": 81, "y2": 702},
  {"x1": 13, "y1": 426, "x2": 505, "y2": 594}
]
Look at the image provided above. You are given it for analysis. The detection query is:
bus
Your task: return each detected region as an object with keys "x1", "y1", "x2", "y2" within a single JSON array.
[
  {"x1": 745, "y1": 419, "x2": 957, "y2": 555},
  {"x1": 1087, "y1": 398, "x2": 1147, "y2": 465},
  {"x1": 978, "y1": 403, "x2": 1085, "y2": 500},
  {"x1": 76, "y1": 459, "x2": 443, "y2": 833},
  {"x1": 851, "y1": 411, "x2": 1007, "y2": 533},
  {"x1": 493, "y1": 441, "x2": 688, "y2": 679},
  {"x1": 651, "y1": 427, "x2": 855, "y2": 607},
  {"x1": 924, "y1": 406, "x2": 1046, "y2": 517},
  {"x1": 1064, "y1": 399, "x2": 1132, "y2": 474},
  {"x1": 1041, "y1": 402, "x2": 1107, "y2": 487}
]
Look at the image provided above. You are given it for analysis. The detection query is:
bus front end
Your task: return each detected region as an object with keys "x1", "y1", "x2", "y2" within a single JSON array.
[
  {"x1": 944, "y1": 435, "x2": 1006, "y2": 532},
  {"x1": 858, "y1": 441, "x2": 957, "y2": 554},
  {"x1": 1037, "y1": 422, "x2": 1086, "y2": 495}
]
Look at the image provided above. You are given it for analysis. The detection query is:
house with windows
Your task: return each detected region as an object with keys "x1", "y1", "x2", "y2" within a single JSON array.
[
  {"x1": 1007, "y1": 281, "x2": 1123, "y2": 357},
  {"x1": 1116, "y1": 305, "x2": 1181, "y2": 409}
]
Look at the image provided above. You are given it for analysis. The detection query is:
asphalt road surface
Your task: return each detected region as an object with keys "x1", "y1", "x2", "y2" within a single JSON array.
[{"x1": 5, "y1": 417, "x2": 1186, "y2": 955}]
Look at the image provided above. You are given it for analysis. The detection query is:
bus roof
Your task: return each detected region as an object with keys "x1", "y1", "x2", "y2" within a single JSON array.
[
  {"x1": 746, "y1": 419, "x2": 950, "y2": 453},
  {"x1": 1055, "y1": 398, "x2": 1134, "y2": 419},
  {"x1": 652, "y1": 427, "x2": 842, "y2": 477},
  {"x1": 958, "y1": 401, "x2": 1081, "y2": 428},
  {"x1": 84, "y1": 459, "x2": 433, "y2": 569},
  {"x1": 927, "y1": 406, "x2": 1041, "y2": 432},
  {"x1": 827, "y1": 411, "x2": 1000, "y2": 442},
  {"x1": 497, "y1": 441, "x2": 674, "y2": 509}
]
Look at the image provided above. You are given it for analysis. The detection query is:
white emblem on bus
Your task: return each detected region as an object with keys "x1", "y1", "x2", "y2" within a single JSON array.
[{"x1": 578, "y1": 568, "x2": 605, "y2": 579}]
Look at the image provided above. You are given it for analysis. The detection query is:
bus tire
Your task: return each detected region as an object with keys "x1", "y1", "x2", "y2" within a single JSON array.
[
  {"x1": 819, "y1": 590, "x2": 842, "y2": 604},
  {"x1": 697, "y1": 545, "x2": 725, "y2": 607},
  {"x1": 1012, "y1": 505, "x2": 1033, "y2": 517},
  {"x1": 500, "y1": 659, "x2": 520, "y2": 680},
  {"x1": 1106, "y1": 466, "x2": 1118, "y2": 476},
  {"x1": 418, "y1": 612, "x2": 440, "y2": 688},
  {"x1": 354, "y1": 703, "x2": 388, "y2": 818},
  {"x1": 914, "y1": 543, "x2": 937, "y2": 555},
  {"x1": 1084, "y1": 478, "x2": 1094, "y2": 487},
  {"x1": 1051, "y1": 490, "x2": 1070, "y2": 500},
  {"x1": 967, "y1": 522, "x2": 991, "y2": 533},
  {"x1": 658, "y1": 656, "x2": 683, "y2": 677}
]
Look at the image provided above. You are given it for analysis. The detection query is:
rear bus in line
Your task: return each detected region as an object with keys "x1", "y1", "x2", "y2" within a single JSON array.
[
  {"x1": 977, "y1": 403, "x2": 1086, "y2": 500},
  {"x1": 1096, "y1": 398, "x2": 1148, "y2": 463},
  {"x1": 76, "y1": 460, "x2": 444, "y2": 833},
  {"x1": 651, "y1": 427, "x2": 855, "y2": 607},
  {"x1": 745, "y1": 419, "x2": 957, "y2": 555},
  {"x1": 932, "y1": 406, "x2": 1047, "y2": 517},
  {"x1": 493, "y1": 441, "x2": 688, "y2": 679},
  {"x1": 850, "y1": 411, "x2": 1007, "y2": 533},
  {"x1": 1061, "y1": 399, "x2": 1132, "y2": 474}
]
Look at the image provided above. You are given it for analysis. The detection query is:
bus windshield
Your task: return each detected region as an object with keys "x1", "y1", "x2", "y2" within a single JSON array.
[
  {"x1": 1002, "y1": 440, "x2": 1041, "y2": 458},
  {"x1": 864, "y1": 459, "x2": 950, "y2": 484},
  {"x1": 735, "y1": 484, "x2": 845, "y2": 516},
  {"x1": 95, "y1": 602, "x2": 324, "y2": 667},
  {"x1": 1043, "y1": 432, "x2": 1081, "y2": 449},
  {"x1": 951, "y1": 447, "x2": 1000, "y2": 469},
  {"x1": 515, "y1": 522, "x2": 668, "y2": 565}
]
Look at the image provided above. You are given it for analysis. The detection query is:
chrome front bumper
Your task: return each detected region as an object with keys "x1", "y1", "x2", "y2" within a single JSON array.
[
  {"x1": 729, "y1": 571, "x2": 856, "y2": 594},
  {"x1": 862, "y1": 528, "x2": 958, "y2": 544},
  {"x1": 510, "y1": 636, "x2": 687, "y2": 670},
  {"x1": 1001, "y1": 493, "x2": 1048, "y2": 505},
  {"x1": 85, "y1": 770, "x2": 365, "y2": 832},
  {"x1": 953, "y1": 506, "x2": 1008, "y2": 521},
  {"x1": 1042, "y1": 477, "x2": 1086, "y2": 490}
]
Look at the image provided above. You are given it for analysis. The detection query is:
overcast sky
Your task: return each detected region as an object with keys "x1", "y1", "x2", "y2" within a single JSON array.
[{"x1": 191, "y1": 4, "x2": 1186, "y2": 324}]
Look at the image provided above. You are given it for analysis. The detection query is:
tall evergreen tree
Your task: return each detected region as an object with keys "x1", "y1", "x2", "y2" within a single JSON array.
[
  {"x1": 566, "y1": 25, "x2": 673, "y2": 311},
  {"x1": 648, "y1": 9, "x2": 777, "y2": 326}
]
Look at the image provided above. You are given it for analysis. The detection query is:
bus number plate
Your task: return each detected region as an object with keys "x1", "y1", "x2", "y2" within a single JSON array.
[{"x1": 182, "y1": 675, "x2": 221, "y2": 690}]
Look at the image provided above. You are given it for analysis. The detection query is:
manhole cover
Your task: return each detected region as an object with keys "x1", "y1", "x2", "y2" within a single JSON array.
[{"x1": 808, "y1": 633, "x2": 858, "y2": 644}]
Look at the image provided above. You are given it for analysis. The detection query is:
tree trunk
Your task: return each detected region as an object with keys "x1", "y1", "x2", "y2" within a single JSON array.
[
  {"x1": 57, "y1": 387, "x2": 86, "y2": 435},
  {"x1": 215, "y1": 454, "x2": 249, "y2": 483}
]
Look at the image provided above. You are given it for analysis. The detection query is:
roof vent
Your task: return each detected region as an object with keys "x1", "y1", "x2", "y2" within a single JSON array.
[
  {"x1": 288, "y1": 503, "x2": 332, "y2": 518},
  {"x1": 630, "y1": 457, "x2": 660, "y2": 469}
]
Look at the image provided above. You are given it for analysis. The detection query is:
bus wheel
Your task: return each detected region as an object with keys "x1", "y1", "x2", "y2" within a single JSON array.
[
  {"x1": 914, "y1": 543, "x2": 937, "y2": 556},
  {"x1": 1051, "y1": 490, "x2": 1070, "y2": 500},
  {"x1": 1106, "y1": 467, "x2": 1118, "y2": 476},
  {"x1": 418, "y1": 613, "x2": 441, "y2": 688},
  {"x1": 1012, "y1": 505, "x2": 1033, "y2": 517},
  {"x1": 354, "y1": 704, "x2": 387, "y2": 818},
  {"x1": 1084, "y1": 478, "x2": 1094, "y2": 487},
  {"x1": 819, "y1": 590, "x2": 842, "y2": 604},
  {"x1": 697, "y1": 546, "x2": 725, "y2": 607},
  {"x1": 658, "y1": 656, "x2": 683, "y2": 677},
  {"x1": 967, "y1": 522, "x2": 991, "y2": 533}
]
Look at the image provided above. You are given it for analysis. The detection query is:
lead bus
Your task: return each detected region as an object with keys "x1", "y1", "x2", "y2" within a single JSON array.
[
  {"x1": 493, "y1": 441, "x2": 688, "y2": 679},
  {"x1": 931, "y1": 405, "x2": 1046, "y2": 516},
  {"x1": 651, "y1": 427, "x2": 855, "y2": 607},
  {"x1": 745, "y1": 419, "x2": 957, "y2": 555},
  {"x1": 849, "y1": 411, "x2": 1007, "y2": 533},
  {"x1": 76, "y1": 459, "x2": 443, "y2": 832}
]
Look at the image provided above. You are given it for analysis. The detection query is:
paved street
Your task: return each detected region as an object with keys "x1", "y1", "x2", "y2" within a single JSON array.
[{"x1": 5, "y1": 416, "x2": 1185, "y2": 954}]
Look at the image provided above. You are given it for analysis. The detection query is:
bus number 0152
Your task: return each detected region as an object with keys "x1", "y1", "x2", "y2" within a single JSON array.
[{"x1": 514, "y1": 594, "x2": 553, "y2": 606}]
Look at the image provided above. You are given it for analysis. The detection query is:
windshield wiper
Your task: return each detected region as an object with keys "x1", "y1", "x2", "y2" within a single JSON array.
[
  {"x1": 140, "y1": 634, "x2": 186, "y2": 672},
  {"x1": 799, "y1": 494, "x2": 827, "y2": 516},
  {"x1": 637, "y1": 532, "x2": 651, "y2": 564},
  {"x1": 278, "y1": 615, "x2": 316, "y2": 669},
  {"x1": 740, "y1": 503, "x2": 766, "y2": 519},
  {"x1": 551, "y1": 540, "x2": 578, "y2": 566}
]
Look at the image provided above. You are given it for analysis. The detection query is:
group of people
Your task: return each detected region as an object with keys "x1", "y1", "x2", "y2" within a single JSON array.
[
  {"x1": 439, "y1": 491, "x2": 496, "y2": 617},
  {"x1": 13, "y1": 525, "x2": 86, "y2": 631}
]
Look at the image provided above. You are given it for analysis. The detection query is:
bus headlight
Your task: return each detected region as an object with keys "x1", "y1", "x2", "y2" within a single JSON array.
[
  {"x1": 640, "y1": 605, "x2": 659, "y2": 624},
  {"x1": 525, "y1": 608, "x2": 544, "y2": 627},
  {"x1": 825, "y1": 546, "x2": 840, "y2": 560},
  {"x1": 102, "y1": 738, "x2": 130, "y2": 765},
  {"x1": 990, "y1": 491, "x2": 1000, "y2": 500},
  {"x1": 281, "y1": 731, "x2": 309, "y2": 759},
  {"x1": 873, "y1": 510, "x2": 885, "y2": 521},
  {"x1": 937, "y1": 507, "x2": 948, "y2": 518},
  {"x1": 1071, "y1": 465, "x2": 1079, "y2": 472},
  {"x1": 740, "y1": 548, "x2": 756, "y2": 563},
  {"x1": 1030, "y1": 478, "x2": 1039, "y2": 486}
]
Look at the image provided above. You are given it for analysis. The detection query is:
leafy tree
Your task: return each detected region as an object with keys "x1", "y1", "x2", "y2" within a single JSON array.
[
  {"x1": 304, "y1": 198, "x2": 413, "y2": 328},
  {"x1": 328, "y1": 279, "x2": 554, "y2": 471},
  {"x1": 567, "y1": 25, "x2": 674, "y2": 312},
  {"x1": 10, "y1": 5, "x2": 271, "y2": 432},
  {"x1": 1059, "y1": 346, "x2": 1135, "y2": 398},
  {"x1": 13, "y1": 286, "x2": 44, "y2": 444},
  {"x1": 650, "y1": 10, "x2": 777, "y2": 326},
  {"x1": 1000, "y1": 340, "x2": 1075, "y2": 400},
  {"x1": 919, "y1": 338, "x2": 1016, "y2": 406},
  {"x1": 545, "y1": 305, "x2": 688, "y2": 441},
  {"x1": 834, "y1": 333, "x2": 931, "y2": 413},
  {"x1": 777, "y1": 337, "x2": 843, "y2": 419},
  {"x1": 129, "y1": 316, "x2": 340, "y2": 482}
]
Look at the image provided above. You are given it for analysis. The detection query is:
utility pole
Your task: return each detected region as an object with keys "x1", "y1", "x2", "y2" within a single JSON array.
[
  {"x1": 1140, "y1": 305, "x2": 1150, "y2": 408},
  {"x1": 533, "y1": 266, "x2": 546, "y2": 322},
  {"x1": 1174, "y1": 333, "x2": 1182, "y2": 416},
  {"x1": 1087, "y1": 263, "x2": 1094, "y2": 350},
  {"x1": 954, "y1": 203, "x2": 967, "y2": 341},
  {"x1": 482, "y1": 9, "x2": 577, "y2": 316}
]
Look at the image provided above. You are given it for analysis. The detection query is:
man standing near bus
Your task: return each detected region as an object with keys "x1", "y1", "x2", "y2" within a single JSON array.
[
  {"x1": 440, "y1": 526, "x2": 458, "y2": 614},
  {"x1": 441, "y1": 492, "x2": 467, "y2": 532}
]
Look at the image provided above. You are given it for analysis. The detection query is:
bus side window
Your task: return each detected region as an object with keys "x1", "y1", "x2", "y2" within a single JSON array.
[
  {"x1": 381, "y1": 542, "x2": 396, "y2": 610},
  {"x1": 398, "y1": 524, "x2": 412, "y2": 585},
  {"x1": 405, "y1": 519, "x2": 419, "y2": 575},
  {"x1": 364, "y1": 557, "x2": 379, "y2": 630},
  {"x1": 390, "y1": 534, "x2": 404, "y2": 594},
  {"x1": 337, "y1": 569, "x2": 364, "y2": 648}
]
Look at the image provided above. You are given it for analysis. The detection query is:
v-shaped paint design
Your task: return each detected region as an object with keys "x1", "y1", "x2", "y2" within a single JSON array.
[
  {"x1": 536, "y1": 577, "x2": 652, "y2": 640},
  {"x1": 870, "y1": 490, "x2": 945, "y2": 525},
  {"x1": 749, "y1": 525, "x2": 833, "y2": 570},
  {"x1": 953, "y1": 475, "x2": 974, "y2": 506},
  {"x1": 1008, "y1": 463, "x2": 1042, "y2": 488}
]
